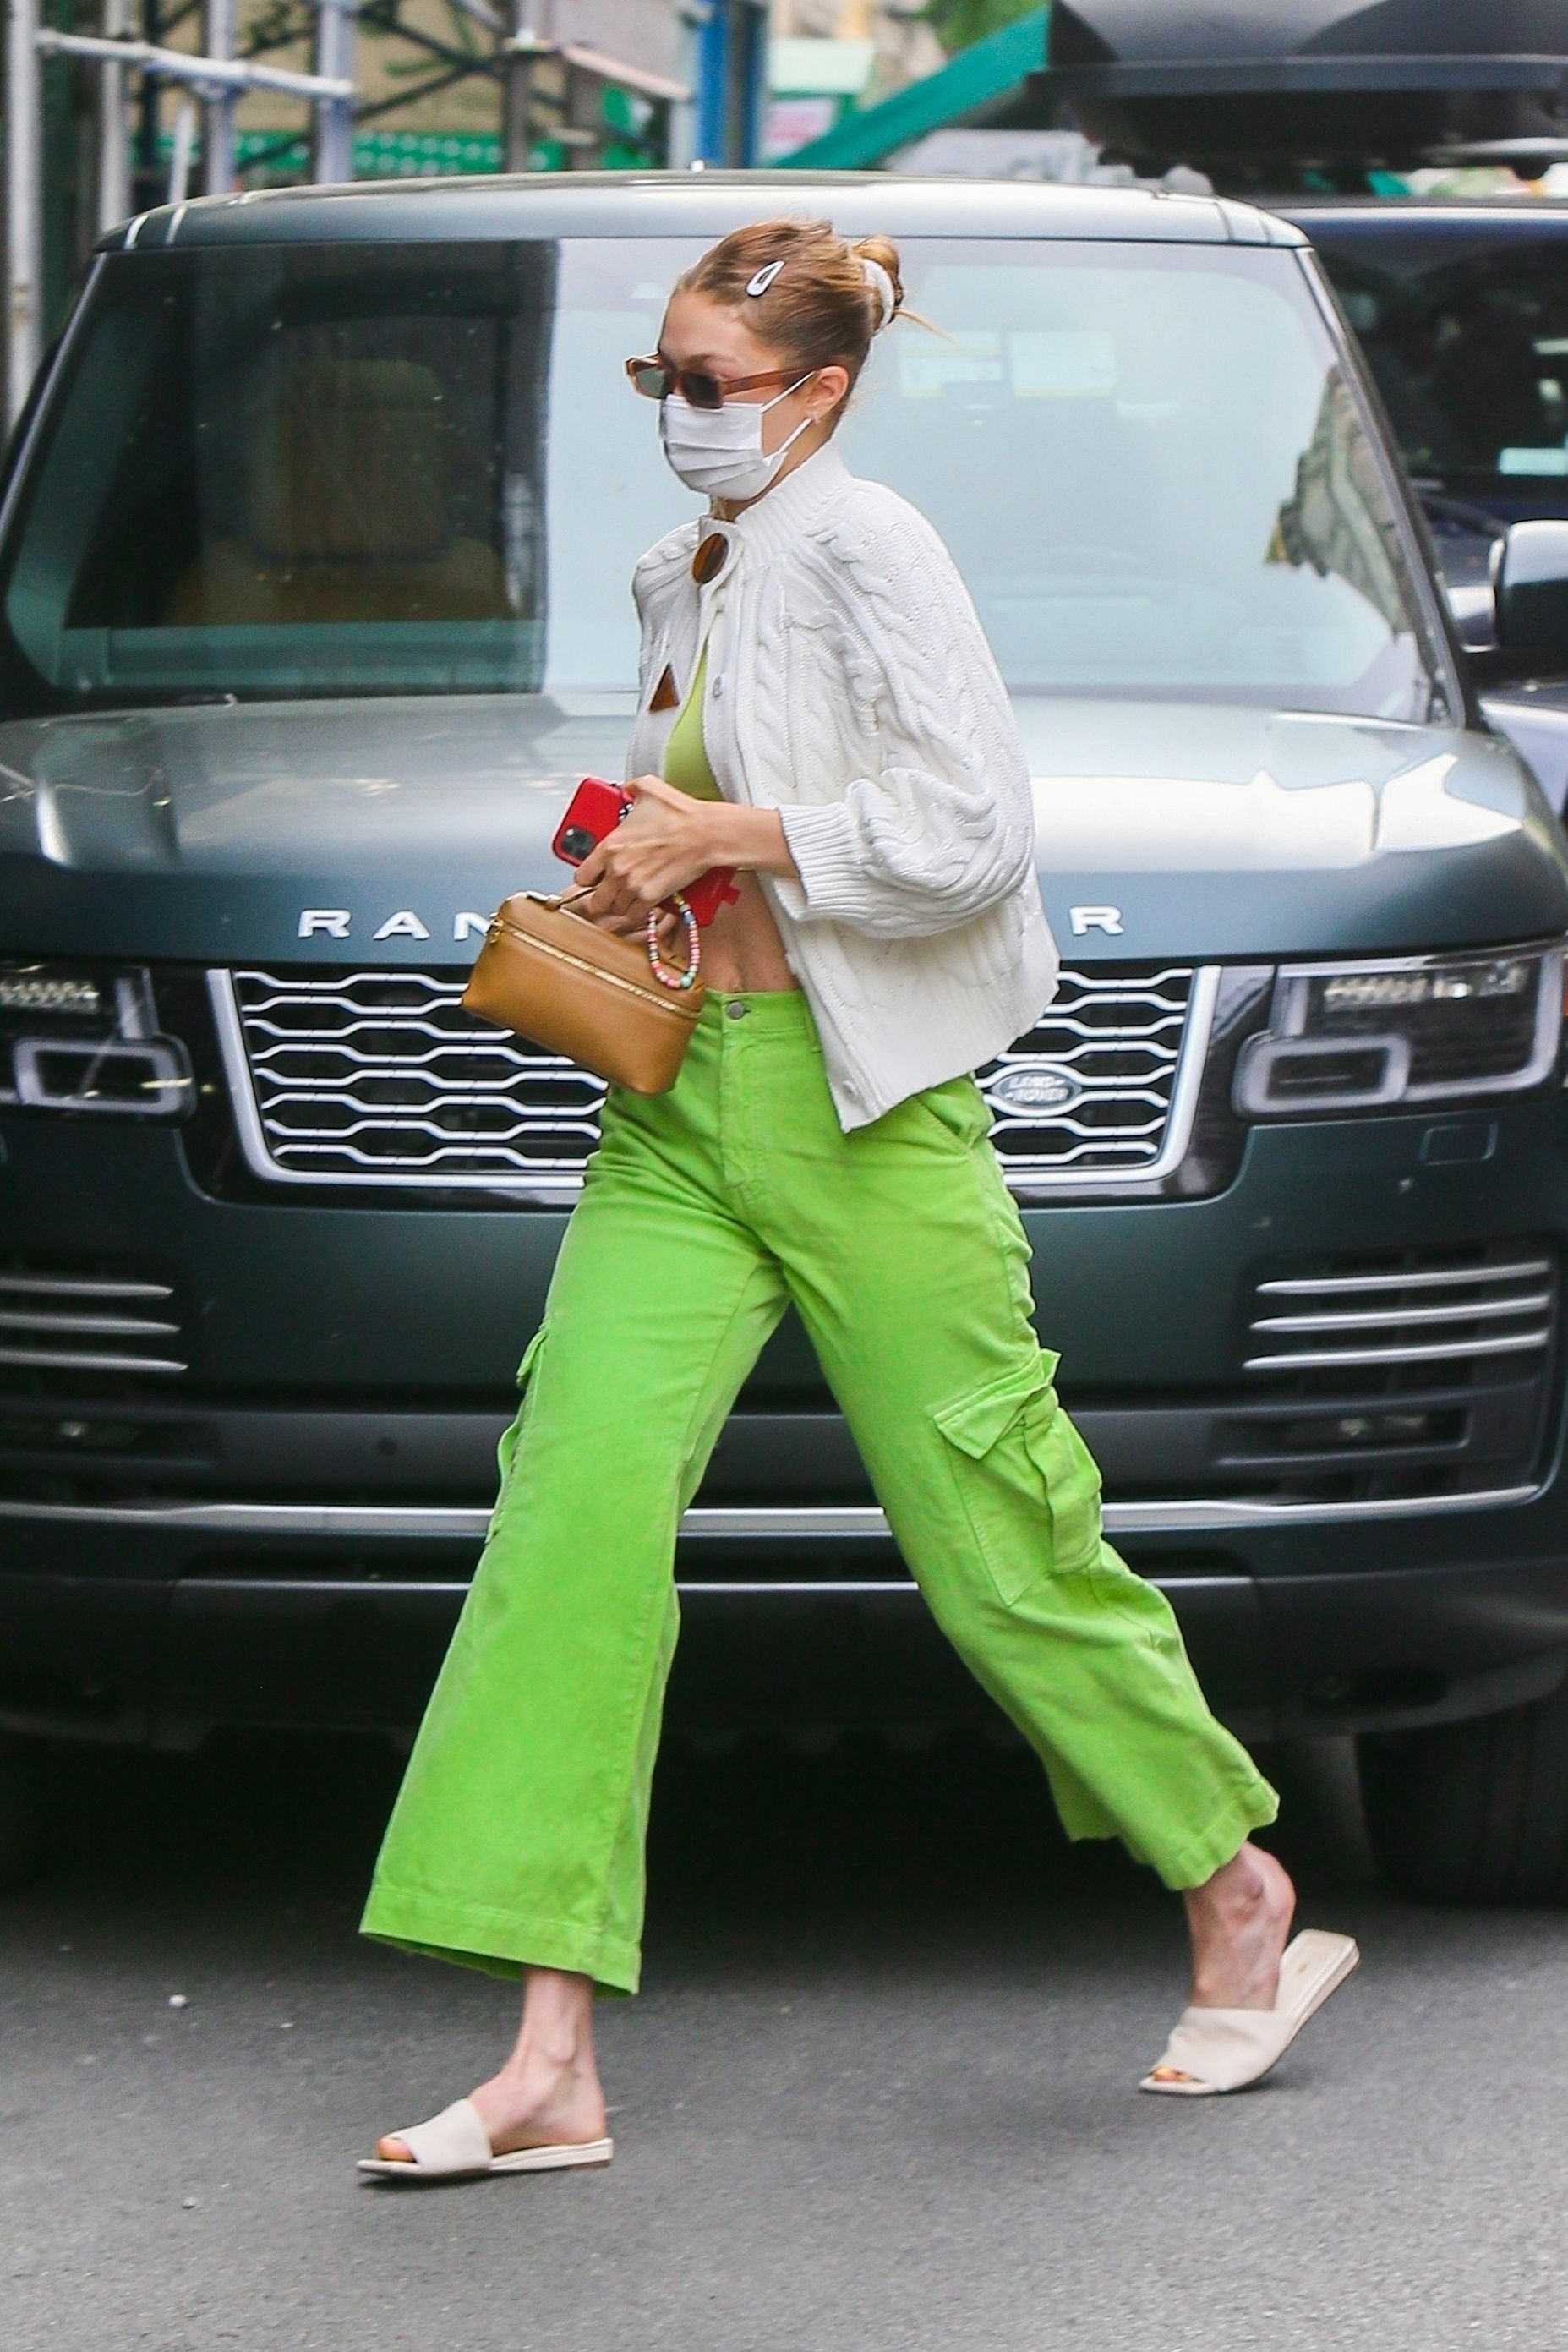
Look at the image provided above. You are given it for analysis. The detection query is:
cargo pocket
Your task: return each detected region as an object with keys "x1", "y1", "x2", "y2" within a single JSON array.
[
  {"x1": 486, "y1": 1320, "x2": 549, "y2": 1539},
  {"x1": 929, "y1": 1350, "x2": 1104, "y2": 1605}
]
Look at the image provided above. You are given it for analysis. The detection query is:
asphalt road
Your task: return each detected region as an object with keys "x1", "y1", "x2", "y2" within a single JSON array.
[{"x1": 5, "y1": 1723, "x2": 1567, "y2": 2352}]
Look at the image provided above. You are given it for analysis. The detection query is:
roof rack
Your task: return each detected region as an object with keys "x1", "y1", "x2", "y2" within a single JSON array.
[{"x1": 1030, "y1": 0, "x2": 1568, "y2": 183}]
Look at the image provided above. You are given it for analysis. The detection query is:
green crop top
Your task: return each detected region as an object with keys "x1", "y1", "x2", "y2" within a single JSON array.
[{"x1": 660, "y1": 641, "x2": 724, "y2": 803}]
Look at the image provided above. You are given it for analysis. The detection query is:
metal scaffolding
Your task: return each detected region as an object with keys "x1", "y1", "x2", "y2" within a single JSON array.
[
  {"x1": 3, "y1": 0, "x2": 695, "y2": 429},
  {"x1": 6, "y1": 0, "x2": 357, "y2": 422},
  {"x1": 6, "y1": 0, "x2": 44, "y2": 428}
]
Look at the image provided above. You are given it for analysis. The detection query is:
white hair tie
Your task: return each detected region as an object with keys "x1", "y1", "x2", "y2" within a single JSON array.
[{"x1": 860, "y1": 257, "x2": 897, "y2": 331}]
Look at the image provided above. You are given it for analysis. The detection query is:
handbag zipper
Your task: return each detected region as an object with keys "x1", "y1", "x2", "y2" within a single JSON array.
[{"x1": 484, "y1": 911, "x2": 704, "y2": 1021}]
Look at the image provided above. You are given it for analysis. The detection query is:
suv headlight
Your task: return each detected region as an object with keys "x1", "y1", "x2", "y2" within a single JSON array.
[
  {"x1": 0, "y1": 960, "x2": 192, "y2": 1117},
  {"x1": 1233, "y1": 944, "x2": 1564, "y2": 1118}
]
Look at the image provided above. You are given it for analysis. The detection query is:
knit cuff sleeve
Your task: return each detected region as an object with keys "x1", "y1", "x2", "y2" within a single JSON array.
[{"x1": 772, "y1": 801, "x2": 879, "y2": 926}]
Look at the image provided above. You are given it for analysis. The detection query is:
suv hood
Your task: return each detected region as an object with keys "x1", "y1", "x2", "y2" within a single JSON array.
[{"x1": 1, "y1": 692, "x2": 1564, "y2": 963}]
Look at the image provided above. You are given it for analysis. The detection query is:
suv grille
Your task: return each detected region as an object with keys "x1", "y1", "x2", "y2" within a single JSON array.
[
  {"x1": 0, "y1": 1261, "x2": 187, "y2": 1383},
  {"x1": 1245, "y1": 1244, "x2": 1554, "y2": 1376},
  {"x1": 218, "y1": 968, "x2": 605, "y2": 1195},
  {"x1": 981, "y1": 965, "x2": 1209, "y2": 1181},
  {"x1": 1226, "y1": 1244, "x2": 1558, "y2": 1502},
  {"x1": 212, "y1": 961, "x2": 1215, "y2": 1196}
]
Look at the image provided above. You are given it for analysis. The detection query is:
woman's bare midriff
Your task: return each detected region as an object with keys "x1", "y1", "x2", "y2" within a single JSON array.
[{"x1": 693, "y1": 869, "x2": 800, "y2": 993}]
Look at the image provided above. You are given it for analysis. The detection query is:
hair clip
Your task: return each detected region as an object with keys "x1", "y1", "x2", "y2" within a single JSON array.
[{"x1": 745, "y1": 260, "x2": 784, "y2": 298}]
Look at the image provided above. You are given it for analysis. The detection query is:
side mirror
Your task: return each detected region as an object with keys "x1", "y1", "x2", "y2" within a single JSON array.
[{"x1": 1493, "y1": 520, "x2": 1568, "y2": 657}]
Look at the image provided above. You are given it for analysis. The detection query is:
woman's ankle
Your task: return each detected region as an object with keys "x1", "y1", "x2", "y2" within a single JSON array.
[
  {"x1": 1187, "y1": 1840, "x2": 1289, "y2": 1920},
  {"x1": 509, "y1": 2020, "x2": 587, "y2": 2076},
  {"x1": 499, "y1": 2039, "x2": 598, "y2": 2104},
  {"x1": 1183, "y1": 1843, "x2": 1295, "y2": 2007},
  {"x1": 474, "y1": 2047, "x2": 607, "y2": 2141},
  {"x1": 510, "y1": 1965, "x2": 596, "y2": 2065}
]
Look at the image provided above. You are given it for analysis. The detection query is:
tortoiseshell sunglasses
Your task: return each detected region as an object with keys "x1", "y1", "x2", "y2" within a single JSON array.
[{"x1": 624, "y1": 355, "x2": 805, "y2": 410}]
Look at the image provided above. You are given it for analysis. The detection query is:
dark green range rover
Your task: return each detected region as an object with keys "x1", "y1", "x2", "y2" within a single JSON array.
[{"x1": 5, "y1": 172, "x2": 1568, "y2": 1901}]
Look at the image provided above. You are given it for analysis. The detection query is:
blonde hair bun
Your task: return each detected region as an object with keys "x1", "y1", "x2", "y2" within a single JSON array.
[
  {"x1": 676, "y1": 219, "x2": 908, "y2": 408},
  {"x1": 858, "y1": 256, "x2": 898, "y2": 331},
  {"x1": 850, "y1": 234, "x2": 904, "y2": 327}
]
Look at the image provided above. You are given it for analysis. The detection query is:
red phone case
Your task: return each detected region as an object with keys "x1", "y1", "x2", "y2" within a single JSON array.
[
  {"x1": 551, "y1": 777, "x2": 627, "y2": 866},
  {"x1": 553, "y1": 777, "x2": 740, "y2": 928}
]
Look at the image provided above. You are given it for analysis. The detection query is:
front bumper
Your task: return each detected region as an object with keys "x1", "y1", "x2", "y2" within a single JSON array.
[
  {"x1": 4, "y1": 1092, "x2": 1568, "y2": 1745},
  {"x1": 3, "y1": 1510, "x2": 1568, "y2": 1749}
]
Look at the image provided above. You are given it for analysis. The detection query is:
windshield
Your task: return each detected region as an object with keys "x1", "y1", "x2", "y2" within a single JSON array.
[
  {"x1": 0, "y1": 235, "x2": 1441, "y2": 719},
  {"x1": 1311, "y1": 219, "x2": 1568, "y2": 517}
]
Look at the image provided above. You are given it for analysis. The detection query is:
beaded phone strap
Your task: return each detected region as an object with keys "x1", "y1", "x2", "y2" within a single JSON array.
[{"x1": 647, "y1": 895, "x2": 701, "y2": 991}]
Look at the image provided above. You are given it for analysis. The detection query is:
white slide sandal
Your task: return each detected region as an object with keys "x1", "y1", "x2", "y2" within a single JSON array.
[
  {"x1": 1139, "y1": 1928, "x2": 1360, "y2": 2097},
  {"x1": 357, "y1": 2096, "x2": 614, "y2": 2182}
]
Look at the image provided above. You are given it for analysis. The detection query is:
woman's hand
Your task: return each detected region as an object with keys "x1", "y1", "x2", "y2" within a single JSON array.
[
  {"x1": 568, "y1": 774, "x2": 720, "y2": 933},
  {"x1": 566, "y1": 778, "x2": 801, "y2": 937}
]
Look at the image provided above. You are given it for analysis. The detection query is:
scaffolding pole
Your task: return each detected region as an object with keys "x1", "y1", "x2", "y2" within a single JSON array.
[
  {"x1": 502, "y1": 2, "x2": 544, "y2": 169},
  {"x1": 36, "y1": 28, "x2": 354, "y2": 104},
  {"x1": 202, "y1": 0, "x2": 236, "y2": 194},
  {"x1": 312, "y1": 0, "x2": 358, "y2": 182},
  {"x1": 6, "y1": 0, "x2": 44, "y2": 424},
  {"x1": 96, "y1": 0, "x2": 134, "y2": 233}
]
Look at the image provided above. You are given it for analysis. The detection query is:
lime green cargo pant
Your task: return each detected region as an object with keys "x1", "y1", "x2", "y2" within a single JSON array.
[{"x1": 360, "y1": 987, "x2": 1278, "y2": 1994}]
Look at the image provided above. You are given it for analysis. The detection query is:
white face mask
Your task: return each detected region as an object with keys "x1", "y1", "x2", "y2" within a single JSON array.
[{"x1": 658, "y1": 375, "x2": 816, "y2": 501}]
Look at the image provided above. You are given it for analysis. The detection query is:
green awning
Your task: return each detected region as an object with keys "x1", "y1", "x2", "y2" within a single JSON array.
[{"x1": 776, "y1": 6, "x2": 1049, "y2": 170}]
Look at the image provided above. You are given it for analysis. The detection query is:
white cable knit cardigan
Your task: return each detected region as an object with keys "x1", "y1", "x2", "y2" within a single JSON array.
[{"x1": 624, "y1": 440, "x2": 1061, "y2": 1131}]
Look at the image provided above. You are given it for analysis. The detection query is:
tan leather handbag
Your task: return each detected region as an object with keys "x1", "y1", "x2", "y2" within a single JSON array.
[{"x1": 461, "y1": 887, "x2": 706, "y2": 1095}]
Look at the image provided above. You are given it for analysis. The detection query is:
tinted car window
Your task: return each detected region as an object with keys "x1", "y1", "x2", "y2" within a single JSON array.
[
  {"x1": 1309, "y1": 221, "x2": 1568, "y2": 508},
  {"x1": 0, "y1": 235, "x2": 1440, "y2": 719}
]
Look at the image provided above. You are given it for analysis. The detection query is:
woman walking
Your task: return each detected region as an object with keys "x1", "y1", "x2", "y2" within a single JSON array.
[{"x1": 357, "y1": 218, "x2": 1356, "y2": 2180}]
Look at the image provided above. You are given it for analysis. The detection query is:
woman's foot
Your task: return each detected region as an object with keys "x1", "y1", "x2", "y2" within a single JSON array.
[
  {"x1": 1146, "y1": 1841, "x2": 1295, "y2": 2087},
  {"x1": 374, "y1": 1965, "x2": 605, "y2": 2164}
]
